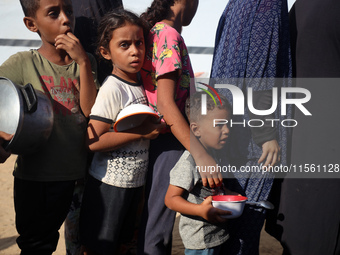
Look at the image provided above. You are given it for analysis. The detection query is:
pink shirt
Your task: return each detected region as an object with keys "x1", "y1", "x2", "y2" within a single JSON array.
[{"x1": 141, "y1": 22, "x2": 194, "y2": 115}]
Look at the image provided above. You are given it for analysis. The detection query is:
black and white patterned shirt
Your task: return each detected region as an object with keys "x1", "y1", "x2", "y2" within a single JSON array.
[{"x1": 89, "y1": 74, "x2": 150, "y2": 188}]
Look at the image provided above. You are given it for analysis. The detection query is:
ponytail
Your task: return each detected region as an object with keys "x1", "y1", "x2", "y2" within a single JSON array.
[{"x1": 141, "y1": 0, "x2": 175, "y2": 29}]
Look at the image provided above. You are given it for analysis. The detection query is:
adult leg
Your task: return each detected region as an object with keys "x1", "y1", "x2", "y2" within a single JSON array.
[{"x1": 222, "y1": 160, "x2": 274, "y2": 255}]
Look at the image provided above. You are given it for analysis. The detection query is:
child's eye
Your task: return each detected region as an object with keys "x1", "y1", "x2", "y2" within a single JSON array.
[
  {"x1": 66, "y1": 9, "x2": 73, "y2": 16},
  {"x1": 136, "y1": 40, "x2": 144, "y2": 47},
  {"x1": 120, "y1": 42, "x2": 129, "y2": 48},
  {"x1": 215, "y1": 123, "x2": 229, "y2": 129},
  {"x1": 48, "y1": 11, "x2": 59, "y2": 18}
]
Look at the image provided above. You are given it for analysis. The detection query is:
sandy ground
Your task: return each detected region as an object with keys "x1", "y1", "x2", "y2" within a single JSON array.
[{"x1": 0, "y1": 155, "x2": 283, "y2": 254}]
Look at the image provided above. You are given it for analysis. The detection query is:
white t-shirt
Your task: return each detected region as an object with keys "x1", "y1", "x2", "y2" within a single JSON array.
[{"x1": 89, "y1": 74, "x2": 150, "y2": 188}]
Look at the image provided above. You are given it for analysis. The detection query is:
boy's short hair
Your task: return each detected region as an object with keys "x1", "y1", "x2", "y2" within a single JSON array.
[
  {"x1": 20, "y1": 0, "x2": 40, "y2": 17},
  {"x1": 186, "y1": 91, "x2": 231, "y2": 123}
]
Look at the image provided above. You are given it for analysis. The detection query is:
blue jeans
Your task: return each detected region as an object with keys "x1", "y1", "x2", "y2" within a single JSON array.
[{"x1": 185, "y1": 245, "x2": 221, "y2": 255}]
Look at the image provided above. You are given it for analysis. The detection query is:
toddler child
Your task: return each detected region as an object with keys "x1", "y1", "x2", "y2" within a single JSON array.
[{"x1": 165, "y1": 92, "x2": 236, "y2": 255}]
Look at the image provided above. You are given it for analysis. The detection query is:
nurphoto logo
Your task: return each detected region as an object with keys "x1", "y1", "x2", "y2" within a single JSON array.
[{"x1": 195, "y1": 80, "x2": 312, "y2": 128}]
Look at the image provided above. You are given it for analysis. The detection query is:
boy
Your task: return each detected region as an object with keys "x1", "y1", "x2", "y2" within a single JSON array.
[
  {"x1": 0, "y1": 0, "x2": 98, "y2": 253},
  {"x1": 164, "y1": 92, "x2": 235, "y2": 255}
]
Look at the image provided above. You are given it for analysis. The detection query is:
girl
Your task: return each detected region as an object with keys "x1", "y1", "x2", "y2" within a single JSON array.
[
  {"x1": 138, "y1": 1, "x2": 223, "y2": 254},
  {"x1": 79, "y1": 10, "x2": 164, "y2": 255}
]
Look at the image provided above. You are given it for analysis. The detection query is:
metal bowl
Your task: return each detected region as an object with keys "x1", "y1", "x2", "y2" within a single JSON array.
[{"x1": 0, "y1": 77, "x2": 53, "y2": 154}]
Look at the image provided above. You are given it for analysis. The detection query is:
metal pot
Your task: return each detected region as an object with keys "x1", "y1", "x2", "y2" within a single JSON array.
[{"x1": 0, "y1": 77, "x2": 53, "y2": 154}]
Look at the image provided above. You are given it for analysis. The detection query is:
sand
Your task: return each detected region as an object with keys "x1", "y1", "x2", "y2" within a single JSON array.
[{"x1": 0, "y1": 155, "x2": 283, "y2": 254}]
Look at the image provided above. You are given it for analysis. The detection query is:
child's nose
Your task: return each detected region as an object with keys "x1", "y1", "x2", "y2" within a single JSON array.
[
  {"x1": 130, "y1": 44, "x2": 139, "y2": 55},
  {"x1": 61, "y1": 11, "x2": 71, "y2": 25},
  {"x1": 222, "y1": 125, "x2": 230, "y2": 134}
]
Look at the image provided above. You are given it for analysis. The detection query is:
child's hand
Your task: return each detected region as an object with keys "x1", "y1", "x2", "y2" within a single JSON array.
[
  {"x1": 199, "y1": 196, "x2": 231, "y2": 224},
  {"x1": 132, "y1": 116, "x2": 166, "y2": 140},
  {"x1": 55, "y1": 32, "x2": 88, "y2": 65},
  {"x1": 258, "y1": 139, "x2": 280, "y2": 169},
  {"x1": 195, "y1": 153, "x2": 223, "y2": 188},
  {"x1": 0, "y1": 131, "x2": 13, "y2": 163}
]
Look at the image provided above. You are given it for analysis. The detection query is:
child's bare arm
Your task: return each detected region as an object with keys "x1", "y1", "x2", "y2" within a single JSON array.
[
  {"x1": 164, "y1": 184, "x2": 230, "y2": 224},
  {"x1": 87, "y1": 117, "x2": 165, "y2": 152},
  {"x1": 55, "y1": 32, "x2": 97, "y2": 117},
  {"x1": 157, "y1": 72, "x2": 222, "y2": 188},
  {"x1": 190, "y1": 132, "x2": 223, "y2": 188}
]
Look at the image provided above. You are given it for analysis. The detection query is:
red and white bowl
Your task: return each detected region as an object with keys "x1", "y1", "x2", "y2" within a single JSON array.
[
  {"x1": 113, "y1": 104, "x2": 159, "y2": 132},
  {"x1": 212, "y1": 195, "x2": 248, "y2": 219}
]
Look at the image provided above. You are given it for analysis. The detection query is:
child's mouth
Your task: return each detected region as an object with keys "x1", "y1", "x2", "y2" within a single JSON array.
[{"x1": 131, "y1": 60, "x2": 140, "y2": 67}]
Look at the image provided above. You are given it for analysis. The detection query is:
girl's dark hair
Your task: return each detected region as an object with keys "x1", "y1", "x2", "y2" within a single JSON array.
[
  {"x1": 96, "y1": 9, "x2": 148, "y2": 65},
  {"x1": 140, "y1": 0, "x2": 175, "y2": 29}
]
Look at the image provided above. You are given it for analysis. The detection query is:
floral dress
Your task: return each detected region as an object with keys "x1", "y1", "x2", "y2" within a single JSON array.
[{"x1": 141, "y1": 22, "x2": 193, "y2": 115}]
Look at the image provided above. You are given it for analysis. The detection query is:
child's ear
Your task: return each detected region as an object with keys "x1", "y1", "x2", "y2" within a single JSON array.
[
  {"x1": 190, "y1": 122, "x2": 201, "y2": 138},
  {"x1": 23, "y1": 17, "x2": 38, "y2": 33},
  {"x1": 99, "y1": 46, "x2": 112, "y2": 61}
]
